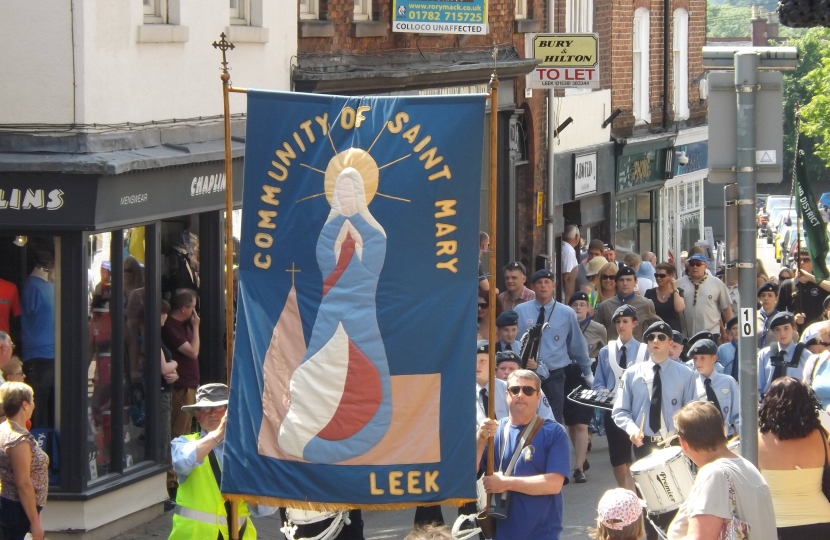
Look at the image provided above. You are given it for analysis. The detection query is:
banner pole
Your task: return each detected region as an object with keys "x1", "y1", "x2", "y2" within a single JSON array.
[
  {"x1": 486, "y1": 73, "x2": 500, "y2": 483},
  {"x1": 213, "y1": 32, "x2": 239, "y2": 540}
]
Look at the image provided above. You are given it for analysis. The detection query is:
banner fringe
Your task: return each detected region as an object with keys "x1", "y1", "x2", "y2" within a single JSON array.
[{"x1": 223, "y1": 493, "x2": 476, "y2": 512}]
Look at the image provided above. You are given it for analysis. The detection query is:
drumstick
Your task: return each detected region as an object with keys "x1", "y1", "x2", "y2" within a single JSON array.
[
  {"x1": 657, "y1": 434, "x2": 678, "y2": 447},
  {"x1": 638, "y1": 413, "x2": 645, "y2": 439}
]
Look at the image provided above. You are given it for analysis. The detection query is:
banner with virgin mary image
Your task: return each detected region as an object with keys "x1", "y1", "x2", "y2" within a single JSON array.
[{"x1": 222, "y1": 90, "x2": 485, "y2": 510}]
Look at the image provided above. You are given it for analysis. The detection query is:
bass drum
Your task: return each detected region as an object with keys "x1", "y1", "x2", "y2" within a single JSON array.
[
  {"x1": 630, "y1": 446, "x2": 695, "y2": 515},
  {"x1": 280, "y1": 508, "x2": 349, "y2": 540}
]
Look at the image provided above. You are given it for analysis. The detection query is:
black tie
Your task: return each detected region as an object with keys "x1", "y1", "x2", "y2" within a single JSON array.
[
  {"x1": 504, "y1": 342, "x2": 512, "y2": 353},
  {"x1": 480, "y1": 387, "x2": 488, "y2": 417},
  {"x1": 649, "y1": 364, "x2": 663, "y2": 434},
  {"x1": 771, "y1": 349, "x2": 787, "y2": 382},
  {"x1": 620, "y1": 345, "x2": 628, "y2": 369},
  {"x1": 537, "y1": 306, "x2": 546, "y2": 325},
  {"x1": 704, "y1": 378, "x2": 724, "y2": 419}
]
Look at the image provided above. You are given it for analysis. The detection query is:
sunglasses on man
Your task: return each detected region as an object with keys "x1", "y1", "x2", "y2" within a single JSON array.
[
  {"x1": 646, "y1": 334, "x2": 669, "y2": 342},
  {"x1": 654, "y1": 273, "x2": 669, "y2": 279},
  {"x1": 508, "y1": 385, "x2": 539, "y2": 397}
]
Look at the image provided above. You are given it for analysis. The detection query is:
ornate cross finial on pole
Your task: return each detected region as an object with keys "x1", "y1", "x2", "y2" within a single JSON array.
[
  {"x1": 286, "y1": 263, "x2": 302, "y2": 288},
  {"x1": 212, "y1": 32, "x2": 235, "y2": 74}
]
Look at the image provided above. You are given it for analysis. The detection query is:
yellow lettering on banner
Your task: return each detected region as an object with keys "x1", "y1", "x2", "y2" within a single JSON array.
[
  {"x1": 389, "y1": 471, "x2": 404, "y2": 496},
  {"x1": 300, "y1": 120, "x2": 316, "y2": 143},
  {"x1": 407, "y1": 471, "x2": 423, "y2": 494},
  {"x1": 413, "y1": 135, "x2": 432, "y2": 153},
  {"x1": 402, "y1": 125, "x2": 421, "y2": 144},
  {"x1": 254, "y1": 233, "x2": 273, "y2": 249},
  {"x1": 293, "y1": 132, "x2": 306, "y2": 153},
  {"x1": 254, "y1": 253, "x2": 271, "y2": 269},
  {"x1": 341, "y1": 107, "x2": 356, "y2": 130},
  {"x1": 435, "y1": 240, "x2": 457, "y2": 256},
  {"x1": 425, "y1": 471, "x2": 439, "y2": 493},
  {"x1": 428, "y1": 165, "x2": 452, "y2": 181},
  {"x1": 436, "y1": 258, "x2": 458, "y2": 273},
  {"x1": 355, "y1": 106, "x2": 371, "y2": 128},
  {"x1": 419, "y1": 147, "x2": 444, "y2": 170},
  {"x1": 435, "y1": 223, "x2": 457, "y2": 237},
  {"x1": 315, "y1": 113, "x2": 329, "y2": 136},
  {"x1": 276, "y1": 142, "x2": 297, "y2": 167},
  {"x1": 387, "y1": 112, "x2": 410, "y2": 133},
  {"x1": 261, "y1": 185, "x2": 281, "y2": 206},
  {"x1": 434, "y1": 200, "x2": 457, "y2": 218},
  {"x1": 268, "y1": 162, "x2": 288, "y2": 181},
  {"x1": 369, "y1": 473, "x2": 385, "y2": 495},
  {"x1": 257, "y1": 210, "x2": 277, "y2": 229}
]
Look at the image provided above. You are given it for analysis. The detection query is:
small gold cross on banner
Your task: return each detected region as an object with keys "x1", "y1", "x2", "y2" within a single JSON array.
[
  {"x1": 212, "y1": 32, "x2": 235, "y2": 73},
  {"x1": 286, "y1": 263, "x2": 301, "y2": 287}
]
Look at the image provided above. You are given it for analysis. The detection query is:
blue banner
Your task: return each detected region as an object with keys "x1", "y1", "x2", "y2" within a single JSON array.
[{"x1": 222, "y1": 90, "x2": 485, "y2": 509}]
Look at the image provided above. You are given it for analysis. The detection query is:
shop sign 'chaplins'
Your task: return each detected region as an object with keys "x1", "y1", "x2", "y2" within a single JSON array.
[
  {"x1": 0, "y1": 188, "x2": 64, "y2": 210},
  {"x1": 223, "y1": 90, "x2": 484, "y2": 511}
]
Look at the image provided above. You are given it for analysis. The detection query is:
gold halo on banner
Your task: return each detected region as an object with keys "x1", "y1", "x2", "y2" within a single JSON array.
[{"x1": 324, "y1": 148, "x2": 379, "y2": 205}]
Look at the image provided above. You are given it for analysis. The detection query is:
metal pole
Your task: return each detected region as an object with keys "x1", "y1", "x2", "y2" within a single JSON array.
[
  {"x1": 735, "y1": 51, "x2": 759, "y2": 466},
  {"x1": 545, "y1": 0, "x2": 556, "y2": 270},
  {"x1": 486, "y1": 73, "x2": 499, "y2": 480}
]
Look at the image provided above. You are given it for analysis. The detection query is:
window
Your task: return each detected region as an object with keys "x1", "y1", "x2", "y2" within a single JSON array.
[
  {"x1": 566, "y1": 0, "x2": 593, "y2": 33},
  {"x1": 515, "y1": 0, "x2": 528, "y2": 20},
  {"x1": 230, "y1": 0, "x2": 250, "y2": 25},
  {"x1": 673, "y1": 9, "x2": 690, "y2": 120},
  {"x1": 299, "y1": 0, "x2": 319, "y2": 20},
  {"x1": 143, "y1": 0, "x2": 167, "y2": 24},
  {"x1": 632, "y1": 8, "x2": 650, "y2": 124},
  {"x1": 354, "y1": 0, "x2": 371, "y2": 21}
]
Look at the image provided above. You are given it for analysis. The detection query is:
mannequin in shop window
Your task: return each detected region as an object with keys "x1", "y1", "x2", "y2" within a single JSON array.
[{"x1": 20, "y1": 249, "x2": 55, "y2": 429}]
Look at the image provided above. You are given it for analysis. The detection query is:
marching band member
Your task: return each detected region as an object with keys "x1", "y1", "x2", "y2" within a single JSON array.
[
  {"x1": 688, "y1": 339, "x2": 741, "y2": 436},
  {"x1": 668, "y1": 330, "x2": 691, "y2": 369},
  {"x1": 593, "y1": 305, "x2": 647, "y2": 491},
  {"x1": 565, "y1": 292, "x2": 607, "y2": 484},
  {"x1": 758, "y1": 312, "x2": 812, "y2": 398},
  {"x1": 683, "y1": 331, "x2": 723, "y2": 374},
  {"x1": 757, "y1": 282, "x2": 779, "y2": 348},
  {"x1": 716, "y1": 317, "x2": 739, "y2": 380},
  {"x1": 612, "y1": 321, "x2": 696, "y2": 539},
  {"x1": 495, "y1": 311, "x2": 520, "y2": 354}
]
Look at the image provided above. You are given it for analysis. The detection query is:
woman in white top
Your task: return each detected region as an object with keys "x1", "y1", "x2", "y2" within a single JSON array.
[
  {"x1": 668, "y1": 401, "x2": 777, "y2": 540},
  {"x1": 758, "y1": 377, "x2": 830, "y2": 540}
]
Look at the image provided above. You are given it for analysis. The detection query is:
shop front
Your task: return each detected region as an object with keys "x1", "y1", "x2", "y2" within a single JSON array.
[
  {"x1": 0, "y1": 155, "x2": 242, "y2": 538},
  {"x1": 614, "y1": 137, "x2": 674, "y2": 257},
  {"x1": 661, "y1": 130, "x2": 708, "y2": 266}
]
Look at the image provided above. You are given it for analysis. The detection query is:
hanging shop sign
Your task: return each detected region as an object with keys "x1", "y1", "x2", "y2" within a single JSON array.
[
  {"x1": 617, "y1": 150, "x2": 667, "y2": 192},
  {"x1": 392, "y1": 0, "x2": 488, "y2": 35},
  {"x1": 527, "y1": 34, "x2": 599, "y2": 89},
  {"x1": 574, "y1": 153, "x2": 597, "y2": 197}
]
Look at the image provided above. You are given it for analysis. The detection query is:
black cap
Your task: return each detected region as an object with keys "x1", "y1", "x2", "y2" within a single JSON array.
[
  {"x1": 688, "y1": 331, "x2": 717, "y2": 348},
  {"x1": 643, "y1": 321, "x2": 672, "y2": 340},
  {"x1": 726, "y1": 317, "x2": 738, "y2": 330},
  {"x1": 615, "y1": 265, "x2": 637, "y2": 280},
  {"x1": 672, "y1": 330, "x2": 685, "y2": 344},
  {"x1": 495, "y1": 351, "x2": 522, "y2": 366},
  {"x1": 476, "y1": 340, "x2": 489, "y2": 354},
  {"x1": 688, "y1": 339, "x2": 718, "y2": 356},
  {"x1": 757, "y1": 282, "x2": 779, "y2": 297},
  {"x1": 496, "y1": 310, "x2": 519, "y2": 328},
  {"x1": 612, "y1": 304, "x2": 638, "y2": 321},
  {"x1": 568, "y1": 291, "x2": 589, "y2": 306},
  {"x1": 530, "y1": 269, "x2": 555, "y2": 284},
  {"x1": 770, "y1": 311, "x2": 795, "y2": 329}
]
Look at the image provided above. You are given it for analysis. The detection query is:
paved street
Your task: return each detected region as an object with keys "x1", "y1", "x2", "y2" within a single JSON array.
[{"x1": 122, "y1": 436, "x2": 616, "y2": 540}]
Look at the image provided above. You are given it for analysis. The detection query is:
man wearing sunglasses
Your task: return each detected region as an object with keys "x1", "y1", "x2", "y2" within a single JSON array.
[
  {"x1": 676, "y1": 253, "x2": 733, "y2": 340},
  {"x1": 613, "y1": 322, "x2": 696, "y2": 539},
  {"x1": 514, "y1": 270, "x2": 592, "y2": 426},
  {"x1": 477, "y1": 369, "x2": 571, "y2": 540},
  {"x1": 777, "y1": 247, "x2": 830, "y2": 328},
  {"x1": 593, "y1": 266, "x2": 659, "y2": 342}
]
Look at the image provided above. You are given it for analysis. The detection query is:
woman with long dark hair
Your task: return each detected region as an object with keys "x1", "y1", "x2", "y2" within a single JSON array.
[{"x1": 757, "y1": 377, "x2": 830, "y2": 539}]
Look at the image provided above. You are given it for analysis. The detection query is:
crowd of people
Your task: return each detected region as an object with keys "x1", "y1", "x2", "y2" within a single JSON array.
[{"x1": 462, "y1": 230, "x2": 830, "y2": 540}]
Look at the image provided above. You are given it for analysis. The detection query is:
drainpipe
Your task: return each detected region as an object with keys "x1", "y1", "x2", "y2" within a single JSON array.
[
  {"x1": 663, "y1": 0, "x2": 671, "y2": 129},
  {"x1": 546, "y1": 0, "x2": 556, "y2": 264}
]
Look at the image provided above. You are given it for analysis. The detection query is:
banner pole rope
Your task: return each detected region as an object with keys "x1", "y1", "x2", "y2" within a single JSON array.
[
  {"x1": 213, "y1": 31, "x2": 240, "y2": 540},
  {"x1": 486, "y1": 68, "x2": 500, "y2": 487}
]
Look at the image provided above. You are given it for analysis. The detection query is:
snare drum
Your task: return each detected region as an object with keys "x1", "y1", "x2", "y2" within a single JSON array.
[
  {"x1": 727, "y1": 437, "x2": 740, "y2": 456},
  {"x1": 630, "y1": 446, "x2": 695, "y2": 514}
]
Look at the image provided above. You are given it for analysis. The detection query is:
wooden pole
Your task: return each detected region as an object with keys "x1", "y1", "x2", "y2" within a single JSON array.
[
  {"x1": 486, "y1": 73, "x2": 500, "y2": 482},
  {"x1": 213, "y1": 32, "x2": 239, "y2": 540}
]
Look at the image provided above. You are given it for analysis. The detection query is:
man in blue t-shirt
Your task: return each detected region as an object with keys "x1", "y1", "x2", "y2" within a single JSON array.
[{"x1": 477, "y1": 369, "x2": 571, "y2": 540}]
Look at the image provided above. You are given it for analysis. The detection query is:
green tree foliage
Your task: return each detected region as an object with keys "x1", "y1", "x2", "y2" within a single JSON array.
[
  {"x1": 787, "y1": 28, "x2": 830, "y2": 181},
  {"x1": 707, "y1": 4, "x2": 752, "y2": 38}
]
